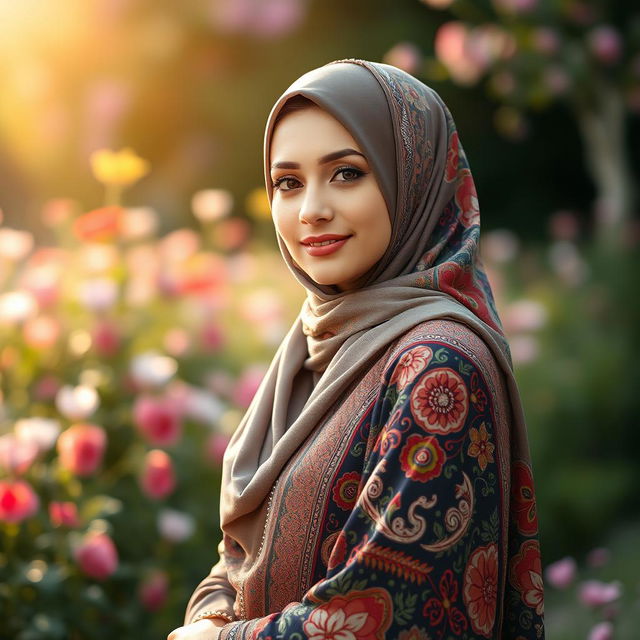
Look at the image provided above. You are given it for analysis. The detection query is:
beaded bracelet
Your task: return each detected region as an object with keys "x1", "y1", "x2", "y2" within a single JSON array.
[{"x1": 192, "y1": 609, "x2": 235, "y2": 624}]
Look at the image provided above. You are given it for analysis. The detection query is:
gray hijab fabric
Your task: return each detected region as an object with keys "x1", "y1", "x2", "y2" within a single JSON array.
[{"x1": 220, "y1": 59, "x2": 531, "y2": 539}]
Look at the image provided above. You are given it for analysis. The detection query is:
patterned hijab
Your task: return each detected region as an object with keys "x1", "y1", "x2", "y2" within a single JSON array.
[{"x1": 220, "y1": 59, "x2": 529, "y2": 536}]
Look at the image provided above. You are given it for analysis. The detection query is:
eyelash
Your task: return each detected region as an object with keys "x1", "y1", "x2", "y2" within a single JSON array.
[{"x1": 271, "y1": 166, "x2": 366, "y2": 192}]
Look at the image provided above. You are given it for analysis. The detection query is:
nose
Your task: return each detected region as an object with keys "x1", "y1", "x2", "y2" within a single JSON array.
[{"x1": 298, "y1": 184, "x2": 334, "y2": 225}]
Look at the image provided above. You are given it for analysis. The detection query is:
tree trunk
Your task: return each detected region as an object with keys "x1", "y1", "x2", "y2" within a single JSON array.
[{"x1": 574, "y1": 79, "x2": 636, "y2": 250}]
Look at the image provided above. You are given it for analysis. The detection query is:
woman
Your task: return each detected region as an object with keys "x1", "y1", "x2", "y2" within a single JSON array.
[{"x1": 168, "y1": 58, "x2": 544, "y2": 640}]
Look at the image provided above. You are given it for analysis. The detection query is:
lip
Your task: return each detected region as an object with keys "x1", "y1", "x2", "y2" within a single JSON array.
[
  {"x1": 300, "y1": 234, "x2": 351, "y2": 244},
  {"x1": 301, "y1": 234, "x2": 352, "y2": 257}
]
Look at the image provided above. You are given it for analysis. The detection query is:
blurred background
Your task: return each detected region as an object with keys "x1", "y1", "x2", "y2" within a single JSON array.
[{"x1": 0, "y1": 0, "x2": 638, "y2": 638}]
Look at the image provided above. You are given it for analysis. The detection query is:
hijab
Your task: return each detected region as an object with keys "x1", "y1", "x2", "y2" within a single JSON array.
[{"x1": 220, "y1": 58, "x2": 531, "y2": 539}]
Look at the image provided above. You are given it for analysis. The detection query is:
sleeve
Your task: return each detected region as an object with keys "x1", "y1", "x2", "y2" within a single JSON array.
[
  {"x1": 218, "y1": 341, "x2": 504, "y2": 640},
  {"x1": 183, "y1": 538, "x2": 237, "y2": 626}
]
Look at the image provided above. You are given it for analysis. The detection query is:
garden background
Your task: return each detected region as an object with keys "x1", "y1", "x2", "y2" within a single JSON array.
[{"x1": 0, "y1": 0, "x2": 638, "y2": 638}]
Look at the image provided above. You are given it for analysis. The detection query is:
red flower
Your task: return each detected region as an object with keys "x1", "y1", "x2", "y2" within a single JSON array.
[
  {"x1": 139, "y1": 569, "x2": 169, "y2": 612},
  {"x1": 410, "y1": 368, "x2": 468, "y2": 434},
  {"x1": 0, "y1": 479, "x2": 39, "y2": 523},
  {"x1": 510, "y1": 539, "x2": 544, "y2": 616},
  {"x1": 49, "y1": 501, "x2": 81, "y2": 528},
  {"x1": 467, "y1": 423, "x2": 495, "y2": 472},
  {"x1": 303, "y1": 587, "x2": 393, "y2": 640},
  {"x1": 389, "y1": 345, "x2": 433, "y2": 389},
  {"x1": 133, "y1": 395, "x2": 182, "y2": 447},
  {"x1": 423, "y1": 569, "x2": 468, "y2": 634},
  {"x1": 400, "y1": 434, "x2": 445, "y2": 482},
  {"x1": 73, "y1": 206, "x2": 122, "y2": 242},
  {"x1": 56, "y1": 423, "x2": 106, "y2": 476},
  {"x1": 74, "y1": 531, "x2": 118, "y2": 580},
  {"x1": 463, "y1": 544, "x2": 498, "y2": 637},
  {"x1": 511, "y1": 461, "x2": 538, "y2": 536},
  {"x1": 332, "y1": 471, "x2": 362, "y2": 511},
  {"x1": 140, "y1": 449, "x2": 176, "y2": 500}
]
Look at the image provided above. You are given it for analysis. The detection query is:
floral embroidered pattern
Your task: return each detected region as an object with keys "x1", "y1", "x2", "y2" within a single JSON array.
[
  {"x1": 463, "y1": 543, "x2": 498, "y2": 637},
  {"x1": 302, "y1": 588, "x2": 393, "y2": 640},
  {"x1": 389, "y1": 345, "x2": 433, "y2": 389},
  {"x1": 510, "y1": 539, "x2": 544, "y2": 617},
  {"x1": 512, "y1": 461, "x2": 538, "y2": 536},
  {"x1": 400, "y1": 434, "x2": 445, "y2": 482},
  {"x1": 333, "y1": 471, "x2": 362, "y2": 511},
  {"x1": 409, "y1": 367, "x2": 468, "y2": 434},
  {"x1": 225, "y1": 336, "x2": 542, "y2": 640},
  {"x1": 422, "y1": 570, "x2": 469, "y2": 635},
  {"x1": 467, "y1": 422, "x2": 495, "y2": 471}
]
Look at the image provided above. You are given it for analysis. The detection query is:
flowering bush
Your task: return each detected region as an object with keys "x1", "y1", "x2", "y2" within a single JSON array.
[{"x1": 0, "y1": 149, "x2": 301, "y2": 639}]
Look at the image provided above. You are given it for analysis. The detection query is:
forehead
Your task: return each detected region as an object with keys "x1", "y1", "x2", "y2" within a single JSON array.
[{"x1": 270, "y1": 106, "x2": 361, "y2": 160}]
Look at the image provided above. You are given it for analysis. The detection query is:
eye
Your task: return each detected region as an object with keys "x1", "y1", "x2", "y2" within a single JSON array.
[
  {"x1": 271, "y1": 176, "x2": 301, "y2": 192},
  {"x1": 333, "y1": 166, "x2": 365, "y2": 182}
]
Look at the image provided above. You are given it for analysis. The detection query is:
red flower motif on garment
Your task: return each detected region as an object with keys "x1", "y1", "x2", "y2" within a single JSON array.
[
  {"x1": 511, "y1": 461, "x2": 538, "y2": 536},
  {"x1": 455, "y1": 169, "x2": 480, "y2": 229},
  {"x1": 400, "y1": 434, "x2": 445, "y2": 483},
  {"x1": 445, "y1": 131, "x2": 459, "y2": 183},
  {"x1": 332, "y1": 471, "x2": 362, "y2": 511},
  {"x1": 389, "y1": 345, "x2": 433, "y2": 390},
  {"x1": 423, "y1": 570, "x2": 468, "y2": 634},
  {"x1": 467, "y1": 422, "x2": 495, "y2": 472},
  {"x1": 398, "y1": 625, "x2": 433, "y2": 640},
  {"x1": 325, "y1": 530, "x2": 348, "y2": 571},
  {"x1": 251, "y1": 611, "x2": 278, "y2": 639},
  {"x1": 510, "y1": 539, "x2": 544, "y2": 616},
  {"x1": 303, "y1": 587, "x2": 393, "y2": 640},
  {"x1": 463, "y1": 543, "x2": 498, "y2": 638},
  {"x1": 410, "y1": 368, "x2": 468, "y2": 434},
  {"x1": 375, "y1": 427, "x2": 402, "y2": 457},
  {"x1": 469, "y1": 372, "x2": 488, "y2": 412}
]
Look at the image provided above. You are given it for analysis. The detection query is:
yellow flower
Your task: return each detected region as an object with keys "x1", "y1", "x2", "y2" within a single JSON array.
[
  {"x1": 245, "y1": 187, "x2": 271, "y2": 221},
  {"x1": 90, "y1": 148, "x2": 150, "y2": 187}
]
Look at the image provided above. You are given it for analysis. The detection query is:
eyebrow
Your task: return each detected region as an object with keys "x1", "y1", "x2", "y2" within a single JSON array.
[{"x1": 270, "y1": 148, "x2": 366, "y2": 171}]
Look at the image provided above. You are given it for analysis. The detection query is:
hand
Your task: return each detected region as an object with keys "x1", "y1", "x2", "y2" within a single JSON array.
[{"x1": 167, "y1": 617, "x2": 227, "y2": 640}]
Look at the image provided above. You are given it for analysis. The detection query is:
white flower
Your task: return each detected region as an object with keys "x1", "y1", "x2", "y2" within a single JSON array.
[
  {"x1": 0, "y1": 291, "x2": 38, "y2": 324},
  {"x1": 157, "y1": 508, "x2": 195, "y2": 543},
  {"x1": 77, "y1": 278, "x2": 119, "y2": 312},
  {"x1": 0, "y1": 228, "x2": 34, "y2": 261},
  {"x1": 55, "y1": 385, "x2": 99, "y2": 420},
  {"x1": 191, "y1": 189, "x2": 233, "y2": 222},
  {"x1": 121, "y1": 207, "x2": 158, "y2": 240},
  {"x1": 14, "y1": 417, "x2": 61, "y2": 453},
  {"x1": 130, "y1": 351, "x2": 178, "y2": 388}
]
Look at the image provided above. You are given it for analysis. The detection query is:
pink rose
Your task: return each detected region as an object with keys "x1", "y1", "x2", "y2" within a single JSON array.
[
  {"x1": 139, "y1": 569, "x2": 169, "y2": 611},
  {"x1": 92, "y1": 320, "x2": 121, "y2": 357},
  {"x1": 0, "y1": 479, "x2": 39, "y2": 523},
  {"x1": 74, "y1": 532, "x2": 118, "y2": 580},
  {"x1": 57, "y1": 423, "x2": 106, "y2": 476},
  {"x1": 587, "y1": 26, "x2": 622, "y2": 65},
  {"x1": 0, "y1": 433, "x2": 40, "y2": 475},
  {"x1": 133, "y1": 395, "x2": 182, "y2": 446},
  {"x1": 140, "y1": 449, "x2": 176, "y2": 500},
  {"x1": 233, "y1": 365, "x2": 267, "y2": 409},
  {"x1": 206, "y1": 433, "x2": 230, "y2": 467},
  {"x1": 49, "y1": 501, "x2": 82, "y2": 528},
  {"x1": 544, "y1": 556, "x2": 576, "y2": 589},
  {"x1": 578, "y1": 580, "x2": 622, "y2": 608},
  {"x1": 588, "y1": 621, "x2": 614, "y2": 640}
]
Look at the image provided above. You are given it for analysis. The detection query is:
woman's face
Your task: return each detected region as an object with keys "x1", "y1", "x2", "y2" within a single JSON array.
[{"x1": 269, "y1": 105, "x2": 391, "y2": 292}]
